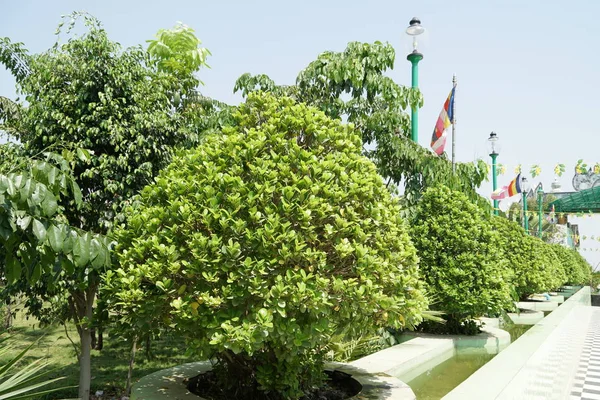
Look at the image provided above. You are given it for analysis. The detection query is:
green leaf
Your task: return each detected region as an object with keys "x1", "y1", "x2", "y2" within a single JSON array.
[
  {"x1": 47, "y1": 225, "x2": 64, "y2": 253},
  {"x1": 32, "y1": 220, "x2": 47, "y2": 242},
  {"x1": 16, "y1": 215, "x2": 31, "y2": 231},
  {"x1": 30, "y1": 263, "x2": 41, "y2": 284},
  {"x1": 73, "y1": 234, "x2": 90, "y2": 266},
  {"x1": 41, "y1": 195, "x2": 58, "y2": 216},
  {"x1": 6, "y1": 255, "x2": 21, "y2": 284}
]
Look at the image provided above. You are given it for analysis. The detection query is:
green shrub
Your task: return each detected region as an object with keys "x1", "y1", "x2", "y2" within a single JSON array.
[
  {"x1": 491, "y1": 217, "x2": 565, "y2": 299},
  {"x1": 539, "y1": 241, "x2": 567, "y2": 290},
  {"x1": 572, "y1": 250, "x2": 593, "y2": 284},
  {"x1": 410, "y1": 186, "x2": 513, "y2": 330},
  {"x1": 105, "y1": 93, "x2": 427, "y2": 399},
  {"x1": 550, "y1": 244, "x2": 587, "y2": 285}
]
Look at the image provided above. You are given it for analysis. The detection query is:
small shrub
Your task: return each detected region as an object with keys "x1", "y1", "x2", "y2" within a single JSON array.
[
  {"x1": 106, "y1": 93, "x2": 427, "y2": 399},
  {"x1": 410, "y1": 186, "x2": 513, "y2": 332}
]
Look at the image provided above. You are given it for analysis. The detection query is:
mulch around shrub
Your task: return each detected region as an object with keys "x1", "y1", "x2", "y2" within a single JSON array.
[{"x1": 186, "y1": 370, "x2": 360, "y2": 400}]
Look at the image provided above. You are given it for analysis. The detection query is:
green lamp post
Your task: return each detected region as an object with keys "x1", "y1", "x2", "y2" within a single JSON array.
[
  {"x1": 522, "y1": 176, "x2": 530, "y2": 234},
  {"x1": 406, "y1": 17, "x2": 425, "y2": 142},
  {"x1": 537, "y1": 184, "x2": 544, "y2": 238},
  {"x1": 488, "y1": 132, "x2": 500, "y2": 215}
]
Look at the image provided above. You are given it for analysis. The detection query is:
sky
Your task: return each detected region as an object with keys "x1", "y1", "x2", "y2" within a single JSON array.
[{"x1": 2, "y1": 0, "x2": 599, "y2": 266}]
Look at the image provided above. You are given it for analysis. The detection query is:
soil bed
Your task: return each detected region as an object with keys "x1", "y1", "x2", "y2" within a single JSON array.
[{"x1": 187, "y1": 370, "x2": 362, "y2": 400}]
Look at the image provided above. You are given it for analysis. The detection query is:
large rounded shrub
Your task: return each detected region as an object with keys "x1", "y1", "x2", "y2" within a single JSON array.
[
  {"x1": 105, "y1": 93, "x2": 427, "y2": 399},
  {"x1": 491, "y1": 217, "x2": 564, "y2": 299},
  {"x1": 549, "y1": 244, "x2": 586, "y2": 285},
  {"x1": 410, "y1": 186, "x2": 513, "y2": 329}
]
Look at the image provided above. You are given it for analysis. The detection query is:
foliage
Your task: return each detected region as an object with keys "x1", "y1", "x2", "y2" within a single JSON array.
[
  {"x1": 0, "y1": 335, "x2": 73, "y2": 399},
  {"x1": 106, "y1": 93, "x2": 427, "y2": 399},
  {"x1": 324, "y1": 328, "x2": 398, "y2": 363},
  {"x1": 416, "y1": 318, "x2": 481, "y2": 336},
  {"x1": 0, "y1": 12, "x2": 214, "y2": 399},
  {"x1": 12, "y1": 14, "x2": 195, "y2": 232},
  {"x1": 147, "y1": 22, "x2": 210, "y2": 88},
  {"x1": 234, "y1": 42, "x2": 489, "y2": 211},
  {"x1": 491, "y1": 216, "x2": 564, "y2": 299},
  {"x1": 0, "y1": 145, "x2": 111, "y2": 285},
  {"x1": 591, "y1": 271, "x2": 600, "y2": 291},
  {"x1": 410, "y1": 186, "x2": 513, "y2": 328},
  {"x1": 550, "y1": 244, "x2": 589, "y2": 285}
]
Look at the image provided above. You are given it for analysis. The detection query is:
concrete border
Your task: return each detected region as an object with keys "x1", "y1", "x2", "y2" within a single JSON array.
[
  {"x1": 516, "y1": 300, "x2": 558, "y2": 312},
  {"x1": 130, "y1": 361, "x2": 416, "y2": 400},
  {"x1": 507, "y1": 310, "x2": 544, "y2": 325},
  {"x1": 549, "y1": 295, "x2": 565, "y2": 303},
  {"x1": 349, "y1": 325, "x2": 510, "y2": 385}
]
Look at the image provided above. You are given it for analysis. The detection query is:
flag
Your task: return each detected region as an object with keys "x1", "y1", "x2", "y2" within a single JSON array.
[
  {"x1": 491, "y1": 174, "x2": 522, "y2": 200},
  {"x1": 430, "y1": 87, "x2": 455, "y2": 155}
]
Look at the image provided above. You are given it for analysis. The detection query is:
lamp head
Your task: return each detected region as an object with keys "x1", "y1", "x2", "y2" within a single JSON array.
[
  {"x1": 406, "y1": 17, "x2": 425, "y2": 51},
  {"x1": 488, "y1": 132, "x2": 500, "y2": 156}
]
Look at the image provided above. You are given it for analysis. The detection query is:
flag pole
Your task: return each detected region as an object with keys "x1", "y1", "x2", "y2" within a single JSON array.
[{"x1": 451, "y1": 74, "x2": 457, "y2": 173}]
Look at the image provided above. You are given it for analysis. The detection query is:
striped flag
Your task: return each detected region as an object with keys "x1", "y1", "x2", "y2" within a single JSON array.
[
  {"x1": 491, "y1": 174, "x2": 522, "y2": 200},
  {"x1": 430, "y1": 87, "x2": 455, "y2": 155}
]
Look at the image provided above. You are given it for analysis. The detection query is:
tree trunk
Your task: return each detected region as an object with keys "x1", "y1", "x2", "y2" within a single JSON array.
[
  {"x1": 95, "y1": 328, "x2": 103, "y2": 351},
  {"x1": 74, "y1": 285, "x2": 97, "y2": 400},
  {"x1": 126, "y1": 337, "x2": 137, "y2": 395},
  {"x1": 4, "y1": 302, "x2": 11, "y2": 330},
  {"x1": 145, "y1": 336, "x2": 152, "y2": 360},
  {"x1": 90, "y1": 328, "x2": 97, "y2": 350}
]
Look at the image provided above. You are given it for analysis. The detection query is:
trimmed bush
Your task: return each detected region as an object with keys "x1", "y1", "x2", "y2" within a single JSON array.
[
  {"x1": 550, "y1": 244, "x2": 586, "y2": 285},
  {"x1": 105, "y1": 93, "x2": 427, "y2": 399},
  {"x1": 410, "y1": 186, "x2": 513, "y2": 329},
  {"x1": 492, "y1": 216, "x2": 567, "y2": 298}
]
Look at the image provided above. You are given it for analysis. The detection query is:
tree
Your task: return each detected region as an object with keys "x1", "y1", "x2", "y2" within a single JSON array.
[
  {"x1": 491, "y1": 216, "x2": 564, "y2": 299},
  {"x1": 0, "y1": 13, "x2": 211, "y2": 399},
  {"x1": 105, "y1": 92, "x2": 427, "y2": 399},
  {"x1": 410, "y1": 186, "x2": 513, "y2": 331},
  {"x1": 234, "y1": 42, "x2": 489, "y2": 211}
]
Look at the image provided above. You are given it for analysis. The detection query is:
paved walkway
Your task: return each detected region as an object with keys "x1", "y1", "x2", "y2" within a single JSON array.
[{"x1": 570, "y1": 308, "x2": 600, "y2": 400}]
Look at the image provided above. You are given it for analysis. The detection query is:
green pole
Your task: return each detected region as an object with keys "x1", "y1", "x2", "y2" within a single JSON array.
[
  {"x1": 407, "y1": 52, "x2": 423, "y2": 142},
  {"x1": 490, "y1": 153, "x2": 498, "y2": 215},
  {"x1": 537, "y1": 186, "x2": 544, "y2": 238},
  {"x1": 523, "y1": 191, "x2": 529, "y2": 234}
]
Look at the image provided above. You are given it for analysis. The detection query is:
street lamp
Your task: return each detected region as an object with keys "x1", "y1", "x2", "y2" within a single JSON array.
[
  {"x1": 488, "y1": 132, "x2": 500, "y2": 215},
  {"x1": 406, "y1": 17, "x2": 425, "y2": 142},
  {"x1": 521, "y1": 177, "x2": 530, "y2": 234},
  {"x1": 537, "y1": 185, "x2": 544, "y2": 238}
]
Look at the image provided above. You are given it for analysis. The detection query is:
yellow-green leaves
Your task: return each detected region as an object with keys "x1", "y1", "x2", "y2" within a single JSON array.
[
  {"x1": 110, "y1": 93, "x2": 426, "y2": 399},
  {"x1": 411, "y1": 186, "x2": 514, "y2": 323}
]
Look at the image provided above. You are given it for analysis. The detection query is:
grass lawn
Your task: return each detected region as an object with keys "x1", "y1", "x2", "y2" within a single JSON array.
[{"x1": 2, "y1": 309, "x2": 196, "y2": 399}]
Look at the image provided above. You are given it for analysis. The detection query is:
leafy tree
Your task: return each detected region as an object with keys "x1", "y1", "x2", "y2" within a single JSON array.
[
  {"x1": 410, "y1": 186, "x2": 513, "y2": 330},
  {"x1": 491, "y1": 216, "x2": 564, "y2": 299},
  {"x1": 105, "y1": 93, "x2": 427, "y2": 399},
  {"x1": 0, "y1": 13, "x2": 211, "y2": 398},
  {"x1": 234, "y1": 42, "x2": 489, "y2": 211}
]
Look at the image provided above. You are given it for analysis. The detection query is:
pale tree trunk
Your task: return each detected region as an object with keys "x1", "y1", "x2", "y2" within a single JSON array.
[
  {"x1": 126, "y1": 337, "x2": 137, "y2": 395},
  {"x1": 72, "y1": 284, "x2": 97, "y2": 400}
]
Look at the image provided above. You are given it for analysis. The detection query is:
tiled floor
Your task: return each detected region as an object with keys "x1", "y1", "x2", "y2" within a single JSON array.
[
  {"x1": 570, "y1": 310, "x2": 600, "y2": 400},
  {"x1": 497, "y1": 305, "x2": 590, "y2": 400}
]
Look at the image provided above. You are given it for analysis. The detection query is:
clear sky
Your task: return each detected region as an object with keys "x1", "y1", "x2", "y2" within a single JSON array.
[{"x1": 2, "y1": 0, "x2": 599, "y2": 266}]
